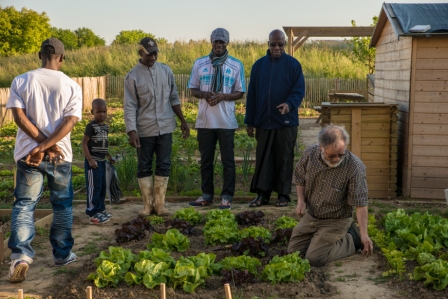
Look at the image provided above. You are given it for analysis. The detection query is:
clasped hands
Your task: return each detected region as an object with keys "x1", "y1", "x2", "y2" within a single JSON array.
[
  {"x1": 26, "y1": 144, "x2": 64, "y2": 167},
  {"x1": 202, "y1": 91, "x2": 226, "y2": 106}
]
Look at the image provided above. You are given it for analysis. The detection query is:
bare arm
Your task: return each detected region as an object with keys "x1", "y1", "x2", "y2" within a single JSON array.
[
  {"x1": 11, "y1": 108, "x2": 47, "y2": 143},
  {"x1": 295, "y1": 185, "x2": 306, "y2": 216},
  {"x1": 81, "y1": 135, "x2": 97, "y2": 169},
  {"x1": 355, "y1": 206, "x2": 373, "y2": 256}
]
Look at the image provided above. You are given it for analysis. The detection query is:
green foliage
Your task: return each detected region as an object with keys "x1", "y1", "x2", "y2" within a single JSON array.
[
  {"x1": 205, "y1": 209, "x2": 235, "y2": 222},
  {"x1": 261, "y1": 252, "x2": 310, "y2": 284},
  {"x1": 72, "y1": 174, "x2": 85, "y2": 190},
  {"x1": 218, "y1": 255, "x2": 261, "y2": 276},
  {"x1": 124, "y1": 259, "x2": 170, "y2": 288},
  {"x1": 115, "y1": 148, "x2": 139, "y2": 191},
  {"x1": 87, "y1": 246, "x2": 137, "y2": 288},
  {"x1": 146, "y1": 215, "x2": 165, "y2": 226},
  {"x1": 414, "y1": 259, "x2": 448, "y2": 290},
  {"x1": 0, "y1": 121, "x2": 17, "y2": 137},
  {"x1": 113, "y1": 30, "x2": 155, "y2": 45},
  {"x1": 274, "y1": 216, "x2": 298, "y2": 229},
  {"x1": 173, "y1": 207, "x2": 203, "y2": 225},
  {"x1": 345, "y1": 17, "x2": 378, "y2": 74},
  {"x1": 239, "y1": 226, "x2": 272, "y2": 244},
  {"x1": 0, "y1": 40, "x2": 368, "y2": 87},
  {"x1": 147, "y1": 228, "x2": 190, "y2": 252},
  {"x1": 50, "y1": 27, "x2": 78, "y2": 50},
  {"x1": 204, "y1": 222, "x2": 239, "y2": 246},
  {"x1": 0, "y1": 6, "x2": 51, "y2": 56},
  {"x1": 74, "y1": 27, "x2": 106, "y2": 48}
]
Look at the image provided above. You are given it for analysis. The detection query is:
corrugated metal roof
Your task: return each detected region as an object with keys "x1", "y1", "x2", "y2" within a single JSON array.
[{"x1": 370, "y1": 3, "x2": 448, "y2": 47}]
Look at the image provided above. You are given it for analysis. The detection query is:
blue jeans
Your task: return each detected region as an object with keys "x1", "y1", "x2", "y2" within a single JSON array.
[
  {"x1": 197, "y1": 128, "x2": 235, "y2": 201},
  {"x1": 137, "y1": 134, "x2": 172, "y2": 178},
  {"x1": 8, "y1": 158, "x2": 74, "y2": 264},
  {"x1": 85, "y1": 159, "x2": 106, "y2": 217}
]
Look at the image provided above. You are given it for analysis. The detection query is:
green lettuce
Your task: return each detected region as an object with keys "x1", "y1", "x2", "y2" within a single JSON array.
[{"x1": 147, "y1": 228, "x2": 190, "y2": 252}]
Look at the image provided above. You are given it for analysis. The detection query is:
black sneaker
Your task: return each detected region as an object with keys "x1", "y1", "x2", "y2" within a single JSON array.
[
  {"x1": 89, "y1": 212, "x2": 111, "y2": 224},
  {"x1": 189, "y1": 197, "x2": 213, "y2": 207},
  {"x1": 54, "y1": 252, "x2": 77, "y2": 267},
  {"x1": 348, "y1": 222, "x2": 364, "y2": 251}
]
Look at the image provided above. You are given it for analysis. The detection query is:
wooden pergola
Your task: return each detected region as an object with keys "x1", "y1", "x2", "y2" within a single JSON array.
[{"x1": 283, "y1": 27, "x2": 375, "y2": 55}]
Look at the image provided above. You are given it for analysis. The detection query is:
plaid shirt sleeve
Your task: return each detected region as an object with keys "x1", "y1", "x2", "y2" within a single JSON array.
[
  {"x1": 293, "y1": 147, "x2": 311, "y2": 186},
  {"x1": 347, "y1": 164, "x2": 369, "y2": 207}
]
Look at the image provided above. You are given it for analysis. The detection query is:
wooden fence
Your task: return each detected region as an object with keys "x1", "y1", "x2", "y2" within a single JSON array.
[
  {"x1": 107, "y1": 75, "x2": 367, "y2": 108},
  {"x1": 0, "y1": 75, "x2": 366, "y2": 125}
]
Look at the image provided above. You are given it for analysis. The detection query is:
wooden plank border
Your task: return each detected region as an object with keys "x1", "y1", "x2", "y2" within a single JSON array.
[{"x1": 406, "y1": 38, "x2": 417, "y2": 197}]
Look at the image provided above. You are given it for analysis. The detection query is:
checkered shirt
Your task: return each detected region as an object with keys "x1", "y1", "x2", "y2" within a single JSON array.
[{"x1": 293, "y1": 144, "x2": 368, "y2": 219}]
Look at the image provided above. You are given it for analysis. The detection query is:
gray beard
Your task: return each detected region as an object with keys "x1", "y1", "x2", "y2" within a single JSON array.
[{"x1": 321, "y1": 151, "x2": 344, "y2": 168}]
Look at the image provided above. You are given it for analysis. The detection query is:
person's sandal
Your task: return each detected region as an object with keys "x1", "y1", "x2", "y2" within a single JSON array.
[
  {"x1": 275, "y1": 198, "x2": 289, "y2": 207},
  {"x1": 249, "y1": 195, "x2": 269, "y2": 207}
]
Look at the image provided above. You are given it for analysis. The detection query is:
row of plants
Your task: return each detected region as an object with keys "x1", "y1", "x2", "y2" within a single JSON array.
[
  {"x1": 88, "y1": 208, "x2": 308, "y2": 292},
  {"x1": 368, "y1": 209, "x2": 448, "y2": 290}
]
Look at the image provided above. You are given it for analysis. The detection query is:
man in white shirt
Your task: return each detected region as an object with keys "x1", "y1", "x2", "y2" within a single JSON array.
[
  {"x1": 188, "y1": 28, "x2": 246, "y2": 209},
  {"x1": 6, "y1": 38, "x2": 82, "y2": 283}
]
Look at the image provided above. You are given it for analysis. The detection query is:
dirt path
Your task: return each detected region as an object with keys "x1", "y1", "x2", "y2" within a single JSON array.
[{"x1": 0, "y1": 200, "x2": 406, "y2": 299}]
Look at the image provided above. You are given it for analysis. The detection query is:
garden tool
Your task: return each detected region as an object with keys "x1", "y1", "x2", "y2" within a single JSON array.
[
  {"x1": 137, "y1": 176, "x2": 154, "y2": 217},
  {"x1": 153, "y1": 175, "x2": 169, "y2": 216}
]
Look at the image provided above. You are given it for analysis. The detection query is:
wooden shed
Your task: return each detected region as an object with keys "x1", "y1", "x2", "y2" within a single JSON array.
[{"x1": 370, "y1": 3, "x2": 448, "y2": 200}]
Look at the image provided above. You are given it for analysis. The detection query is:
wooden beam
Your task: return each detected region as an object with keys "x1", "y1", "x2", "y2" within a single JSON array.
[
  {"x1": 407, "y1": 38, "x2": 417, "y2": 197},
  {"x1": 292, "y1": 30, "x2": 308, "y2": 48},
  {"x1": 283, "y1": 26, "x2": 374, "y2": 37},
  {"x1": 294, "y1": 36, "x2": 309, "y2": 52},
  {"x1": 288, "y1": 28, "x2": 293, "y2": 55},
  {"x1": 351, "y1": 108, "x2": 362, "y2": 157}
]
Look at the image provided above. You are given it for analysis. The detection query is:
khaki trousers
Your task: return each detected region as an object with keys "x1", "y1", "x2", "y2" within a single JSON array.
[{"x1": 287, "y1": 212, "x2": 356, "y2": 267}]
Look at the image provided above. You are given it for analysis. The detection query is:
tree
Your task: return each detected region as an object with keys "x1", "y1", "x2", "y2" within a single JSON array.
[
  {"x1": 113, "y1": 30, "x2": 155, "y2": 45},
  {"x1": 74, "y1": 27, "x2": 106, "y2": 48},
  {"x1": 50, "y1": 27, "x2": 78, "y2": 50},
  {"x1": 345, "y1": 16, "x2": 378, "y2": 74},
  {"x1": 0, "y1": 6, "x2": 51, "y2": 56}
]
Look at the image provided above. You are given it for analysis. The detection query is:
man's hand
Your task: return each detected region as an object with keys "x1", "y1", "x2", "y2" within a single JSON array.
[
  {"x1": 180, "y1": 122, "x2": 190, "y2": 140},
  {"x1": 295, "y1": 201, "x2": 306, "y2": 217},
  {"x1": 246, "y1": 126, "x2": 255, "y2": 137},
  {"x1": 202, "y1": 91, "x2": 213, "y2": 101},
  {"x1": 88, "y1": 158, "x2": 98, "y2": 169},
  {"x1": 208, "y1": 92, "x2": 226, "y2": 106},
  {"x1": 360, "y1": 233, "x2": 373, "y2": 257},
  {"x1": 276, "y1": 103, "x2": 290, "y2": 114},
  {"x1": 25, "y1": 148, "x2": 45, "y2": 167},
  {"x1": 128, "y1": 131, "x2": 140, "y2": 148},
  {"x1": 46, "y1": 144, "x2": 64, "y2": 164}
]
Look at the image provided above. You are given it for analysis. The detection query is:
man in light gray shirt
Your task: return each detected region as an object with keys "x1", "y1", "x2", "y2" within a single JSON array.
[{"x1": 124, "y1": 37, "x2": 190, "y2": 217}]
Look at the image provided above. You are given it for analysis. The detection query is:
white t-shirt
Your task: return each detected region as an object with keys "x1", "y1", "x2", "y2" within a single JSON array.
[
  {"x1": 6, "y1": 68, "x2": 82, "y2": 162},
  {"x1": 188, "y1": 55, "x2": 246, "y2": 129}
]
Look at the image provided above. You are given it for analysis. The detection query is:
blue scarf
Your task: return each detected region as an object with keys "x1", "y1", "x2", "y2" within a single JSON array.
[{"x1": 209, "y1": 49, "x2": 228, "y2": 93}]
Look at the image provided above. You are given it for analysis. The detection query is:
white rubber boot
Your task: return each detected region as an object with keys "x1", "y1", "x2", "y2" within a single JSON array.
[
  {"x1": 153, "y1": 176, "x2": 169, "y2": 216},
  {"x1": 137, "y1": 176, "x2": 154, "y2": 218}
]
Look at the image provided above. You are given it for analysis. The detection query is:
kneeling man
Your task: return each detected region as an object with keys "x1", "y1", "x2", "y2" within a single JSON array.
[{"x1": 288, "y1": 125, "x2": 373, "y2": 266}]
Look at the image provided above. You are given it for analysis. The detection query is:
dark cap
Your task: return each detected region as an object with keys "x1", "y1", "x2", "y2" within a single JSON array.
[
  {"x1": 211, "y1": 28, "x2": 229, "y2": 43},
  {"x1": 138, "y1": 37, "x2": 159, "y2": 54},
  {"x1": 40, "y1": 38, "x2": 65, "y2": 55}
]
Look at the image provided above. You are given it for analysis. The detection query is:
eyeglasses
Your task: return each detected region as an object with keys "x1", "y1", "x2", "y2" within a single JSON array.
[
  {"x1": 269, "y1": 42, "x2": 285, "y2": 48},
  {"x1": 322, "y1": 149, "x2": 347, "y2": 160}
]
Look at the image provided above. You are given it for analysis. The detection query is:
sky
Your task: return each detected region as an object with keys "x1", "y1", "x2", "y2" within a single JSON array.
[{"x1": 2, "y1": 0, "x2": 446, "y2": 44}]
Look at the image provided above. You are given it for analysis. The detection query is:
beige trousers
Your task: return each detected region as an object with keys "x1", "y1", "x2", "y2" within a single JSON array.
[{"x1": 287, "y1": 212, "x2": 356, "y2": 267}]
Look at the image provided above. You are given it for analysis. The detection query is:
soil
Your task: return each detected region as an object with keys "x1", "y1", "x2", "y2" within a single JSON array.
[{"x1": 0, "y1": 199, "x2": 433, "y2": 299}]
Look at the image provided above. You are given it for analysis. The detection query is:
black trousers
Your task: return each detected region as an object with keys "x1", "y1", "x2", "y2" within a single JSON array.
[
  {"x1": 250, "y1": 126, "x2": 298, "y2": 196},
  {"x1": 197, "y1": 128, "x2": 235, "y2": 200},
  {"x1": 137, "y1": 133, "x2": 172, "y2": 178}
]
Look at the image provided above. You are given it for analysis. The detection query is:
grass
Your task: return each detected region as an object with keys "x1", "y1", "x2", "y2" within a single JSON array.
[{"x1": 0, "y1": 39, "x2": 368, "y2": 88}]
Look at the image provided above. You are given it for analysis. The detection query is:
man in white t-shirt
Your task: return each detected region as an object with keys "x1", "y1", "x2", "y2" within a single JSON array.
[
  {"x1": 188, "y1": 28, "x2": 246, "y2": 209},
  {"x1": 6, "y1": 38, "x2": 82, "y2": 283}
]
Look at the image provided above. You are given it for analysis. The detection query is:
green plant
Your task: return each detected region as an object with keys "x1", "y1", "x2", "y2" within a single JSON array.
[
  {"x1": 146, "y1": 215, "x2": 165, "y2": 225},
  {"x1": 204, "y1": 222, "x2": 239, "y2": 246},
  {"x1": 115, "y1": 148, "x2": 138, "y2": 191},
  {"x1": 239, "y1": 226, "x2": 272, "y2": 244},
  {"x1": 147, "y1": 228, "x2": 190, "y2": 252},
  {"x1": 218, "y1": 255, "x2": 261, "y2": 276},
  {"x1": 261, "y1": 252, "x2": 310, "y2": 284},
  {"x1": 205, "y1": 209, "x2": 235, "y2": 222},
  {"x1": 87, "y1": 246, "x2": 137, "y2": 288},
  {"x1": 274, "y1": 216, "x2": 298, "y2": 229},
  {"x1": 173, "y1": 207, "x2": 203, "y2": 225}
]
